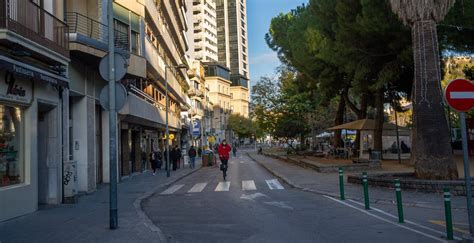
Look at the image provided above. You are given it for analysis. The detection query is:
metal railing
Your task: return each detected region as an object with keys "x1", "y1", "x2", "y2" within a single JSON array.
[
  {"x1": 0, "y1": 0, "x2": 69, "y2": 58},
  {"x1": 66, "y1": 12, "x2": 129, "y2": 52}
]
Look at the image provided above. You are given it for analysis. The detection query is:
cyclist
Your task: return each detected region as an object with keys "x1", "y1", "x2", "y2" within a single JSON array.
[{"x1": 218, "y1": 140, "x2": 232, "y2": 180}]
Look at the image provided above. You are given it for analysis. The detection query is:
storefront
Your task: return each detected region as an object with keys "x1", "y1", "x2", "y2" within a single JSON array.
[{"x1": 0, "y1": 56, "x2": 69, "y2": 221}]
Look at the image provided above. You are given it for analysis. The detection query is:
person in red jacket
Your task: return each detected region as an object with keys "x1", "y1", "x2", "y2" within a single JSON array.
[{"x1": 217, "y1": 140, "x2": 232, "y2": 180}]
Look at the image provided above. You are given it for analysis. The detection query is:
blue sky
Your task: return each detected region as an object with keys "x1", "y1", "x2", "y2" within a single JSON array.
[{"x1": 247, "y1": 0, "x2": 308, "y2": 86}]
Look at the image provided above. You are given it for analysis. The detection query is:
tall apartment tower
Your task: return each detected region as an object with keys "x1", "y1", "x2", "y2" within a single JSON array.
[
  {"x1": 216, "y1": 0, "x2": 250, "y2": 88},
  {"x1": 186, "y1": 0, "x2": 219, "y2": 62}
]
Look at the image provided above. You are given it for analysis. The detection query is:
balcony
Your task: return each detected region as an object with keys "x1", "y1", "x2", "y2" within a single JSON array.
[
  {"x1": 119, "y1": 85, "x2": 181, "y2": 130},
  {"x1": 66, "y1": 12, "x2": 129, "y2": 56},
  {"x1": 0, "y1": 0, "x2": 69, "y2": 59},
  {"x1": 188, "y1": 88, "x2": 204, "y2": 98}
]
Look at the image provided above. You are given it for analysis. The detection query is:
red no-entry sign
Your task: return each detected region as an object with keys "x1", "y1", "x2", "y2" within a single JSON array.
[{"x1": 445, "y1": 79, "x2": 474, "y2": 112}]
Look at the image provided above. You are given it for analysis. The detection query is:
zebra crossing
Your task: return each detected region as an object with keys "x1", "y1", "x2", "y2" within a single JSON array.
[{"x1": 160, "y1": 179, "x2": 285, "y2": 195}]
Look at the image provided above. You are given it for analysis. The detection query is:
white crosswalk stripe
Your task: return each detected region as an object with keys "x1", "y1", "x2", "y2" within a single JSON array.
[
  {"x1": 215, "y1": 181, "x2": 231, "y2": 191},
  {"x1": 242, "y1": 180, "x2": 257, "y2": 190},
  {"x1": 161, "y1": 184, "x2": 184, "y2": 195},
  {"x1": 161, "y1": 179, "x2": 285, "y2": 195},
  {"x1": 188, "y1": 183, "x2": 207, "y2": 193},
  {"x1": 265, "y1": 179, "x2": 284, "y2": 190}
]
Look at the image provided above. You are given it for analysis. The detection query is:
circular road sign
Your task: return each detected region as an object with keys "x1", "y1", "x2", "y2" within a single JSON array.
[
  {"x1": 99, "y1": 52, "x2": 128, "y2": 81},
  {"x1": 99, "y1": 83, "x2": 127, "y2": 111},
  {"x1": 445, "y1": 79, "x2": 474, "y2": 112}
]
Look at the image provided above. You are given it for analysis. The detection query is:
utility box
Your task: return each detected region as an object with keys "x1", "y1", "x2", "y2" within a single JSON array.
[{"x1": 63, "y1": 160, "x2": 78, "y2": 204}]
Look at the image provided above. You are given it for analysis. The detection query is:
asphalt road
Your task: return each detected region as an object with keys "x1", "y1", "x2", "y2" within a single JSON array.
[{"x1": 143, "y1": 153, "x2": 449, "y2": 243}]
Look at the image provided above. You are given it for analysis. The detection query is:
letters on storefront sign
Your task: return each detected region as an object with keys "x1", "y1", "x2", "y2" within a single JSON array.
[{"x1": 5, "y1": 71, "x2": 26, "y2": 97}]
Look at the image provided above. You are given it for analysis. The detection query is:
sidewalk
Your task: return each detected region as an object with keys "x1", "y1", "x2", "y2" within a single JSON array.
[
  {"x1": 248, "y1": 152, "x2": 468, "y2": 210},
  {"x1": 0, "y1": 163, "x2": 201, "y2": 243}
]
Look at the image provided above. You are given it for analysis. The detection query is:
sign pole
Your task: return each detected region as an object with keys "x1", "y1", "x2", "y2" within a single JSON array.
[
  {"x1": 165, "y1": 66, "x2": 171, "y2": 178},
  {"x1": 460, "y1": 112, "x2": 474, "y2": 234},
  {"x1": 108, "y1": 0, "x2": 118, "y2": 230}
]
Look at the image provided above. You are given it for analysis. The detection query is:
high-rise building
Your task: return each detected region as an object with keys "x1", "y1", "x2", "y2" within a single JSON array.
[
  {"x1": 186, "y1": 0, "x2": 219, "y2": 63},
  {"x1": 216, "y1": 0, "x2": 249, "y2": 88}
]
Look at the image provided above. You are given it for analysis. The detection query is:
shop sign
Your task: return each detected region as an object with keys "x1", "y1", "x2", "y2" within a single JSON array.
[
  {"x1": 192, "y1": 119, "x2": 201, "y2": 137},
  {"x1": 0, "y1": 71, "x2": 32, "y2": 104}
]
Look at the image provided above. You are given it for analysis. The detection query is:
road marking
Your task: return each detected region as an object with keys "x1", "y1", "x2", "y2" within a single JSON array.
[
  {"x1": 451, "y1": 91, "x2": 474, "y2": 99},
  {"x1": 188, "y1": 183, "x2": 207, "y2": 193},
  {"x1": 265, "y1": 179, "x2": 284, "y2": 190},
  {"x1": 240, "y1": 161, "x2": 245, "y2": 164},
  {"x1": 160, "y1": 184, "x2": 184, "y2": 195},
  {"x1": 264, "y1": 201, "x2": 293, "y2": 210},
  {"x1": 240, "y1": 192, "x2": 268, "y2": 200},
  {"x1": 348, "y1": 199, "x2": 461, "y2": 240},
  {"x1": 242, "y1": 180, "x2": 257, "y2": 190},
  {"x1": 215, "y1": 181, "x2": 231, "y2": 191},
  {"x1": 324, "y1": 196, "x2": 445, "y2": 242},
  {"x1": 429, "y1": 220, "x2": 470, "y2": 234}
]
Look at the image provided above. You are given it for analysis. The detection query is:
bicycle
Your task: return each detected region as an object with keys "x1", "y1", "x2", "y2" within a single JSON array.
[{"x1": 220, "y1": 161, "x2": 228, "y2": 180}]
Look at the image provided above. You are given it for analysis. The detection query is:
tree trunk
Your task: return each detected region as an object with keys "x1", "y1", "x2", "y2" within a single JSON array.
[
  {"x1": 333, "y1": 95, "x2": 345, "y2": 148},
  {"x1": 355, "y1": 92, "x2": 368, "y2": 154},
  {"x1": 374, "y1": 88, "x2": 384, "y2": 153},
  {"x1": 411, "y1": 20, "x2": 458, "y2": 180}
]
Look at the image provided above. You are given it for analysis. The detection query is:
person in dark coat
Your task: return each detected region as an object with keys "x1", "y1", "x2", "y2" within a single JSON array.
[
  {"x1": 176, "y1": 146, "x2": 182, "y2": 169},
  {"x1": 197, "y1": 147, "x2": 202, "y2": 157},
  {"x1": 188, "y1": 146, "x2": 197, "y2": 169},
  {"x1": 171, "y1": 147, "x2": 178, "y2": 171}
]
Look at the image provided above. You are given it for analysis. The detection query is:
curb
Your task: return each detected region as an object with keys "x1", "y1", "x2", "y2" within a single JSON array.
[
  {"x1": 247, "y1": 152, "x2": 467, "y2": 211},
  {"x1": 133, "y1": 167, "x2": 203, "y2": 243}
]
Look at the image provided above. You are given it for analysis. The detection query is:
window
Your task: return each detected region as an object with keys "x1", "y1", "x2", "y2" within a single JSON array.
[
  {"x1": 0, "y1": 104, "x2": 24, "y2": 187},
  {"x1": 131, "y1": 31, "x2": 140, "y2": 55}
]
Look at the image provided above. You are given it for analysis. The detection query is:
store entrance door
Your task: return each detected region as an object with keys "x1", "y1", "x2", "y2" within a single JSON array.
[{"x1": 37, "y1": 103, "x2": 59, "y2": 205}]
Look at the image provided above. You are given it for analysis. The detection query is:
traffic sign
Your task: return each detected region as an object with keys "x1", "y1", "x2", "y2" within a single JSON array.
[
  {"x1": 99, "y1": 52, "x2": 128, "y2": 81},
  {"x1": 445, "y1": 79, "x2": 474, "y2": 112},
  {"x1": 444, "y1": 78, "x2": 474, "y2": 234},
  {"x1": 99, "y1": 83, "x2": 127, "y2": 111},
  {"x1": 192, "y1": 120, "x2": 201, "y2": 137}
]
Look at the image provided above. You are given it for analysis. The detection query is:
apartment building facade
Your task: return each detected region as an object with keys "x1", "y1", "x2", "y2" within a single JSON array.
[
  {"x1": 186, "y1": 0, "x2": 218, "y2": 63},
  {"x1": 204, "y1": 62, "x2": 232, "y2": 143},
  {"x1": 215, "y1": 0, "x2": 249, "y2": 88},
  {"x1": 0, "y1": 0, "x2": 70, "y2": 221},
  {"x1": 1, "y1": 0, "x2": 191, "y2": 221}
]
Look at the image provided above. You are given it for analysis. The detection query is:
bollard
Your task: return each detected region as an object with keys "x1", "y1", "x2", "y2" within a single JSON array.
[
  {"x1": 339, "y1": 167, "x2": 345, "y2": 200},
  {"x1": 362, "y1": 172, "x2": 370, "y2": 210},
  {"x1": 444, "y1": 187, "x2": 454, "y2": 240},
  {"x1": 394, "y1": 179, "x2": 404, "y2": 223}
]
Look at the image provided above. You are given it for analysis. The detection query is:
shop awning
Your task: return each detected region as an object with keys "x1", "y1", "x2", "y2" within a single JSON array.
[
  {"x1": 328, "y1": 119, "x2": 398, "y2": 131},
  {"x1": 0, "y1": 55, "x2": 69, "y2": 88}
]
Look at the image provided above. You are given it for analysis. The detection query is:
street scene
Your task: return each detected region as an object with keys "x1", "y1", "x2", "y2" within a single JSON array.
[{"x1": 1, "y1": 0, "x2": 474, "y2": 242}]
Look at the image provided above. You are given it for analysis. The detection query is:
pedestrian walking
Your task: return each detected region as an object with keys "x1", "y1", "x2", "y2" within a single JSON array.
[
  {"x1": 232, "y1": 145, "x2": 237, "y2": 157},
  {"x1": 218, "y1": 140, "x2": 232, "y2": 180},
  {"x1": 171, "y1": 147, "x2": 178, "y2": 171},
  {"x1": 141, "y1": 150, "x2": 147, "y2": 172},
  {"x1": 197, "y1": 147, "x2": 202, "y2": 157},
  {"x1": 150, "y1": 150, "x2": 157, "y2": 175},
  {"x1": 176, "y1": 146, "x2": 182, "y2": 169},
  {"x1": 188, "y1": 145, "x2": 197, "y2": 169}
]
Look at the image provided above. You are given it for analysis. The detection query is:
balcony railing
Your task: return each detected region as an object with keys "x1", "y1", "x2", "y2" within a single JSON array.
[
  {"x1": 66, "y1": 12, "x2": 129, "y2": 52},
  {"x1": 0, "y1": 0, "x2": 69, "y2": 58}
]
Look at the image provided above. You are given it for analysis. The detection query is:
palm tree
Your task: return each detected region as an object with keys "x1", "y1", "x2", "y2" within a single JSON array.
[{"x1": 389, "y1": 0, "x2": 458, "y2": 180}]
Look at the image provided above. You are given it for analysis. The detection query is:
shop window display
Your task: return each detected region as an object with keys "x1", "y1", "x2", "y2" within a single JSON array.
[{"x1": 0, "y1": 104, "x2": 23, "y2": 187}]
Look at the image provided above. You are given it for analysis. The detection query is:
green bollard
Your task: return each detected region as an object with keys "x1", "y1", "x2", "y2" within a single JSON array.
[
  {"x1": 339, "y1": 167, "x2": 345, "y2": 200},
  {"x1": 362, "y1": 172, "x2": 370, "y2": 210},
  {"x1": 394, "y1": 179, "x2": 404, "y2": 223},
  {"x1": 444, "y1": 187, "x2": 454, "y2": 240}
]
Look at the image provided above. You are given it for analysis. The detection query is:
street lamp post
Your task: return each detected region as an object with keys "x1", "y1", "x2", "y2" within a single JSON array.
[{"x1": 165, "y1": 64, "x2": 187, "y2": 177}]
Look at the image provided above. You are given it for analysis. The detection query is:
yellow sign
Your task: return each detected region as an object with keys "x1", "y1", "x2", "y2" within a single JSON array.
[{"x1": 163, "y1": 134, "x2": 175, "y2": 140}]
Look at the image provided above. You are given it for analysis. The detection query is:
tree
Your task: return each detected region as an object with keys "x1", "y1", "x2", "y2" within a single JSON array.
[
  {"x1": 389, "y1": 0, "x2": 458, "y2": 179},
  {"x1": 227, "y1": 114, "x2": 254, "y2": 139}
]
